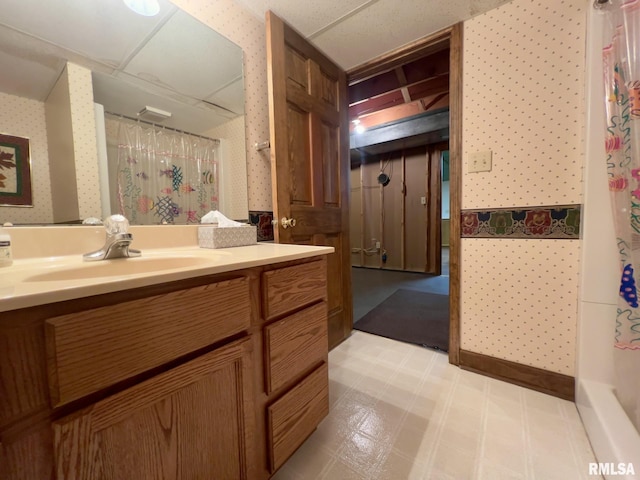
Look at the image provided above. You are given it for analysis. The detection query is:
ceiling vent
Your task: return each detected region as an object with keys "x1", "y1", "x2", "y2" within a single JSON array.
[{"x1": 138, "y1": 106, "x2": 172, "y2": 122}]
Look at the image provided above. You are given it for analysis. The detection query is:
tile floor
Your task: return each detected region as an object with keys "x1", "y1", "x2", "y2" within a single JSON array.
[{"x1": 272, "y1": 331, "x2": 598, "y2": 480}]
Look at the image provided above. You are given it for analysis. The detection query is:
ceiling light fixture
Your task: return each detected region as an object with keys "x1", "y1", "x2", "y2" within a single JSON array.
[
  {"x1": 123, "y1": 0, "x2": 160, "y2": 17},
  {"x1": 353, "y1": 119, "x2": 366, "y2": 134},
  {"x1": 138, "y1": 106, "x2": 172, "y2": 122}
]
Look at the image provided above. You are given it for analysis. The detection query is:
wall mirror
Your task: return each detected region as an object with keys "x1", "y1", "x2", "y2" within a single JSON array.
[{"x1": 0, "y1": 0, "x2": 247, "y2": 225}]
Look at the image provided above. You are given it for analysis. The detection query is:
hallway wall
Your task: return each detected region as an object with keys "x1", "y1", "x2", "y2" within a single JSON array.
[{"x1": 461, "y1": 0, "x2": 585, "y2": 376}]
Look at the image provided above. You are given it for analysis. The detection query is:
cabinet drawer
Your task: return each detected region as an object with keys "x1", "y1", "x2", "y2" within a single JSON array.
[
  {"x1": 267, "y1": 362, "x2": 328, "y2": 472},
  {"x1": 46, "y1": 277, "x2": 250, "y2": 407},
  {"x1": 263, "y1": 260, "x2": 326, "y2": 320},
  {"x1": 264, "y1": 302, "x2": 327, "y2": 394}
]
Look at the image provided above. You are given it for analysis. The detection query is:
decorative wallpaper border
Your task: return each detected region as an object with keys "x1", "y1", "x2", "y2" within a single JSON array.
[
  {"x1": 461, "y1": 205, "x2": 581, "y2": 239},
  {"x1": 248, "y1": 210, "x2": 274, "y2": 241}
]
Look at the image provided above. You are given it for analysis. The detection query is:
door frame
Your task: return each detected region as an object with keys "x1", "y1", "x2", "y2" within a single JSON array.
[{"x1": 347, "y1": 24, "x2": 462, "y2": 365}]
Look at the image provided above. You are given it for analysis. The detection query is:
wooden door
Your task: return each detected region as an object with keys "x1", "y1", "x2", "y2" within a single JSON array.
[
  {"x1": 266, "y1": 11, "x2": 352, "y2": 349},
  {"x1": 52, "y1": 338, "x2": 255, "y2": 480}
]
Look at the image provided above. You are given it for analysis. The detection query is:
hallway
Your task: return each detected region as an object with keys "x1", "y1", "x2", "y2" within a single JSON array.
[{"x1": 352, "y1": 248, "x2": 449, "y2": 323}]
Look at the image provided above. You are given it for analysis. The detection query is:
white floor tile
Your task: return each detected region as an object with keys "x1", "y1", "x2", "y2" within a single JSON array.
[{"x1": 275, "y1": 332, "x2": 597, "y2": 479}]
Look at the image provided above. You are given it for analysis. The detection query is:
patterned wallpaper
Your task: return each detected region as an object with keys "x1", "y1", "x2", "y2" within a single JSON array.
[
  {"x1": 461, "y1": 0, "x2": 586, "y2": 376},
  {"x1": 0, "y1": 92, "x2": 53, "y2": 224},
  {"x1": 461, "y1": 239, "x2": 580, "y2": 375},
  {"x1": 171, "y1": 0, "x2": 273, "y2": 212},
  {"x1": 205, "y1": 115, "x2": 249, "y2": 220},
  {"x1": 462, "y1": 0, "x2": 585, "y2": 210},
  {"x1": 67, "y1": 63, "x2": 101, "y2": 221}
]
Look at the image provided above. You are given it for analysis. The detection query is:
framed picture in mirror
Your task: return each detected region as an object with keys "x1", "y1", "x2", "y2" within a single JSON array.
[{"x1": 0, "y1": 133, "x2": 32, "y2": 207}]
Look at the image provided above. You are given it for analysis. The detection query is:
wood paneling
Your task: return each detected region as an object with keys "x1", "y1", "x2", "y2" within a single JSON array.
[
  {"x1": 426, "y1": 143, "x2": 445, "y2": 275},
  {"x1": 264, "y1": 302, "x2": 328, "y2": 394},
  {"x1": 350, "y1": 167, "x2": 363, "y2": 267},
  {"x1": 381, "y1": 153, "x2": 404, "y2": 270},
  {"x1": 267, "y1": 362, "x2": 329, "y2": 472},
  {"x1": 263, "y1": 260, "x2": 326, "y2": 320},
  {"x1": 404, "y1": 147, "x2": 429, "y2": 272},
  {"x1": 46, "y1": 277, "x2": 251, "y2": 406},
  {"x1": 459, "y1": 350, "x2": 575, "y2": 401}
]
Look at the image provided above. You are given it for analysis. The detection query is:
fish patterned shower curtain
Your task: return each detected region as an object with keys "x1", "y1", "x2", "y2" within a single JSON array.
[
  {"x1": 116, "y1": 119, "x2": 219, "y2": 225},
  {"x1": 600, "y1": 0, "x2": 640, "y2": 431}
]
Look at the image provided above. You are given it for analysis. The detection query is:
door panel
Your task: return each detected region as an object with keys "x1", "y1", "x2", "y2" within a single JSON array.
[{"x1": 266, "y1": 11, "x2": 352, "y2": 349}]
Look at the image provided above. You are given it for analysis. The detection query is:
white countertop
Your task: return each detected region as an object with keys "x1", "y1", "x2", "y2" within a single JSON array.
[{"x1": 0, "y1": 243, "x2": 333, "y2": 313}]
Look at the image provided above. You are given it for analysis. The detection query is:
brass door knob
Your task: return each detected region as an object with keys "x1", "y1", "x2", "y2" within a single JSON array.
[{"x1": 281, "y1": 217, "x2": 297, "y2": 229}]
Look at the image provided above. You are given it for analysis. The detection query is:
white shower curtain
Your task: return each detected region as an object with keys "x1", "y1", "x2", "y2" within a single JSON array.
[
  {"x1": 115, "y1": 119, "x2": 219, "y2": 225},
  {"x1": 600, "y1": 0, "x2": 640, "y2": 432}
]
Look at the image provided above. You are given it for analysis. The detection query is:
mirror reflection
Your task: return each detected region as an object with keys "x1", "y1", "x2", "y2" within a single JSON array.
[{"x1": 0, "y1": 0, "x2": 248, "y2": 225}]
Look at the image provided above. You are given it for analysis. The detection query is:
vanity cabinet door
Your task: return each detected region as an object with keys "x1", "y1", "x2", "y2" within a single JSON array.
[{"x1": 52, "y1": 337, "x2": 255, "y2": 480}]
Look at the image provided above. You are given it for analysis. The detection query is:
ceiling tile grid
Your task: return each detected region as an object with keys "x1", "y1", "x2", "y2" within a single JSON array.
[{"x1": 232, "y1": 0, "x2": 374, "y2": 36}]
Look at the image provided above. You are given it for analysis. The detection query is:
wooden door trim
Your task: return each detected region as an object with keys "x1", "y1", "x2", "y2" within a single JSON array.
[{"x1": 347, "y1": 23, "x2": 463, "y2": 366}]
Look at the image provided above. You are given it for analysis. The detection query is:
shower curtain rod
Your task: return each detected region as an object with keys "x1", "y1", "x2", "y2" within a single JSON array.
[{"x1": 105, "y1": 111, "x2": 220, "y2": 144}]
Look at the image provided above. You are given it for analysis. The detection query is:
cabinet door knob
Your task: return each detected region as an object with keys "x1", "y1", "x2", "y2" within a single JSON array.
[{"x1": 281, "y1": 217, "x2": 297, "y2": 229}]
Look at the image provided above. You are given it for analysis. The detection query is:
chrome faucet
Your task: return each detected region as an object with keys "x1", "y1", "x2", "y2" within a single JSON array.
[{"x1": 83, "y1": 215, "x2": 141, "y2": 261}]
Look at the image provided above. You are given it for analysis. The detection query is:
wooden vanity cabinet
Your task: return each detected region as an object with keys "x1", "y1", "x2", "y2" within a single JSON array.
[
  {"x1": 53, "y1": 337, "x2": 254, "y2": 480},
  {"x1": 0, "y1": 254, "x2": 331, "y2": 480},
  {"x1": 258, "y1": 259, "x2": 330, "y2": 475}
]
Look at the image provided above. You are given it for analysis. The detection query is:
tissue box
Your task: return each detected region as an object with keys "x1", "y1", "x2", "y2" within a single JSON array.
[{"x1": 198, "y1": 225, "x2": 257, "y2": 249}]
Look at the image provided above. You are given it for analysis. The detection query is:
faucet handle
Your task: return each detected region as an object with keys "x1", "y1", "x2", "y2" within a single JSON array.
[{"x1": 104, "y1": 215, "x2": 130, "y2": 235}]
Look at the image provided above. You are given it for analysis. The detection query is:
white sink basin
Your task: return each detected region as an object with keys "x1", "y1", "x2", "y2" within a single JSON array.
[{"x1": 24, "y1": 256, "x2": 213, "y2": 282}]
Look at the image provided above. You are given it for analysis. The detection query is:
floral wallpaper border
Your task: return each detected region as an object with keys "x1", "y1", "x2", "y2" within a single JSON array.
[{"x1": 461, "y1": 205, "x2": 581, "y2": 239}]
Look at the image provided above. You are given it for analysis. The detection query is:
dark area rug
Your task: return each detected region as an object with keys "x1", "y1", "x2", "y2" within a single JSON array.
[{"x1": 354, "y1": 289, "x2": 449, "y2": 352}]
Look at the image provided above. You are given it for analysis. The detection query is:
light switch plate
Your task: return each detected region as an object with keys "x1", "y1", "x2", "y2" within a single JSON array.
[{"x1": 468, "y1": 150, "x2": 492, "y2": 173}]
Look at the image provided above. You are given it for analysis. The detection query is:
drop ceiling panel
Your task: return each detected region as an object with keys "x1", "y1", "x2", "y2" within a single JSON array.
[
  {"x1": 122, "y1": 10, "x2": 243, "y2": 100},
  {"x1": 233, "y1": 0, "x2": 373, "y2": 36},
  {"x1": 0, "y1": 0, "x2": 176, "y2": 68},
  {"x1": 311, "y1": 0, "x2": 513, "y2": 69},
  {"x1": 93, "y1": 73, "x2": 231, "y2": 135},
  {"x1": 0, "y1": 27, "x2": 66, "y2": 100},
  {"x1": 206, "y1": 78, "x2": 246, "y2": 115}
]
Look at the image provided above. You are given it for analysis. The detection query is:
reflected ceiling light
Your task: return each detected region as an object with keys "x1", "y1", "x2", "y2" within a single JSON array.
[
  {"x1": 138, "y1": 106, "x2": 172, "y2": 122},
  {"x1": 123, "y1": 0, "x2": 160, "y2": 16},
  {"x1": 353, "y1": 118, "x2": 366, "y2": 134}
]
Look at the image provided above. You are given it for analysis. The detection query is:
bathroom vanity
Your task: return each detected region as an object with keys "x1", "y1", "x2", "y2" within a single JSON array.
[{"x1": 0, "y1": 237, "x2": 333, "y2": 479}]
